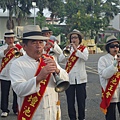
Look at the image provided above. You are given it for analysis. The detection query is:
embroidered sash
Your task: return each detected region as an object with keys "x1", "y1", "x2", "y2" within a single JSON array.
[
  {"x1": 65, "y1": 45, "x2": 85, "y2": 73},
  {"x1": 100, "y1": 65, "x2": 120, "y2": 114},
  {"x1": 0, "y1": 44, "x2": 22, "y2": 72},
  {"x1": 18, "y1": 54, "x2": 51, "y2": 120}
]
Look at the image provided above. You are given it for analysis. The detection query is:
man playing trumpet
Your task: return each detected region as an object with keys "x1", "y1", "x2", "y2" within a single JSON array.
[
  {"x1": 59, "y1": 29, "x2": 89, "y2": 120},
  {"x1": 44, "y1": 39, "x2": 62, "y2": 61},
  {"x1": 0, "y1": 30, "x2": 24, "y2": 117},
  {"x1": 10, "y1": 25, "x2": 69, "y2": 120},
  {"x1": 98, "y1": 35, "x2": 120, "y2": 120},
  {"x1": 42, "y1": 27, "x2": 62, "y2": 62}
]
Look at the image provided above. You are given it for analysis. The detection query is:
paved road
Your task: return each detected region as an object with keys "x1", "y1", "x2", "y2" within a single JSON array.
[{"x1": 0, "y1": 53, "x2": 119, "y2": 120}]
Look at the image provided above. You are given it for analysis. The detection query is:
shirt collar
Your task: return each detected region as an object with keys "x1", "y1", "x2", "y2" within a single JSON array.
[
  {"x1": 107, "y1": 53, "x2": 115, "y2": 60},
  {"x1": 24, "y1": 54, "x2": 39, "y2": 62}
]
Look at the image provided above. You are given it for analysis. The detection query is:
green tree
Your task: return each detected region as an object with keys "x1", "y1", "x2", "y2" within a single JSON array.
[
  {"x1": 64, "y1": 0, "x2": 120, "y2": 39},
  {"x1": 37, "y1": 0, "x2": 65, "y2": 24},
  {"x1": 0, "y1": 0, "x2": 32, "y2": 29},
  {"x1": 15, "y1": 0, "x2": 32, "y2": 26},
  {"x1": 36, "y1": 13, "x2": 46, "y2": 28},
  {"x1": 0, "y1": 0, "x2": 119, "y2": 40},
  {"x1": 47, "y1": 0, "x2": 65, "y2": 24}
]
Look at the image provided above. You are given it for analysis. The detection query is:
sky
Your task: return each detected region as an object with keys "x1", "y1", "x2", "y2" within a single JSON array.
[{"x1": 0, "y1": 8, "x2": 51, "y2": 17}]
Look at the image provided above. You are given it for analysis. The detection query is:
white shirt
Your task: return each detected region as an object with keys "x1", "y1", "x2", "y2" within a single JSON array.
[
  {"x1": 10, "y1": 54, "x2": 69, "y2": 120},
  {"x1": 98, "y1": 53, "x2": 120, "y2": 102},
  {"x1": 59, "y1": 45, "x2": 89, "y2": 84},
  {"x1": 0, "y1": 43, "x2": 24, "y2": 80}
]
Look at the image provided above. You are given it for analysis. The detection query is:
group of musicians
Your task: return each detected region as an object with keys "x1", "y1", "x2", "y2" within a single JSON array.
[{"x1": 0, "y1": 25, "x2": 119, "y2": 120}]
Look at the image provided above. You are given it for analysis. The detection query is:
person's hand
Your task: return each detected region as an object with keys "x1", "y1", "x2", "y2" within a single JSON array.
[
  {"x1": 116, "y1": 53, "x2": 120, "y2": 63},
  {"x1": 47, "y1": 41, "x2": 54, "y2": 48},
  {"x1": 113, "y1": 52, "x2": 120, "y2": 67},
  {"x1": 66, "y1": 45, "x2": 70, "y2": 49},
  {"x1": 13, "y1": 46, "x2": 19, "y2": 51},
  {"x1": 4, "y1": 44, "x2": 14, "y2": 54},
  {"x1": 7, "y1": 44, "x2": 15, "y2": 50},
  {"x1": 71, "y1": 43, "x2": 77, "y2": 51},
  {"x1": 56, "y1": 40, "x2": 59, "y2": 44},
  {"x1": 36, "y1": 57, "x2": 57, "y2": 84}
]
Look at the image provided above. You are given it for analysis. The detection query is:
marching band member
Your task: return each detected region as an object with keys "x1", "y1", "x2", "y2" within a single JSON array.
[
  {"x1": 44, "y1": 39, "x2": 62, "y2": 62},
  {"x1": 42, "y1": 27, "x2": 59, "y2": 43},
  {"x1": 0, "y1": 30, "x2": 24, "y2": 117},
  {"x1": 98, "y1": 35, "x2": 120, "y2": 120},
  {"x1": 10, "y1": 25, "x2": 69, "y2": 120},
  {"x1": 42, "y1": 27, "x2": 62, "y2": 61},
  {"x1": 59, "y1": 29, "x2": 89, "y2": 120},
  {"x1": 43, "y1": 29, "x2": 68, "y2": 120}
]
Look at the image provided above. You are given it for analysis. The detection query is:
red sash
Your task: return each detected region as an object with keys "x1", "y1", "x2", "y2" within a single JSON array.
[
  {"x1": 65, "y1": 45, "x2": 85, "y2": 73},
  {"x1": 18, "y1": 54, "x2": 52, "y2": 120},
  {"x1": 46, "y1": 40, "x2": 54, "y2": 54},
  {"x1": 100, "y1": 65, "x2": 120, "y2": 114},
  {"x1": 0, "y1": 44, "x2": 22, "y2": 72}
]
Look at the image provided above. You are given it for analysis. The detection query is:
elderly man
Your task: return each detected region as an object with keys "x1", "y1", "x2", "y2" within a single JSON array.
[{"x1": 10, "y1": 25, "x2": 69, "y2": 120}]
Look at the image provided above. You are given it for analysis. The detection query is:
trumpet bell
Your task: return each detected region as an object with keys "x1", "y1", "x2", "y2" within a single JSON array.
[
  {"x1": 15, "y1": 51, "x2": 21, "y2": 58},
  {"x1": 63, "y1": 49, "x2": 70, "y2": 57},
  {"x1": 54, "y1": 73, "x2": 70, "y2": 93},
  {"x1": 49, "y1": 51, "x2": 55, "y2": 56},
  {"x1": 14, "y1": 48, "x2": 21, "y2": 58},
  {"x1": 55, "y1": 80, "x2": 70, "y2": 93}
]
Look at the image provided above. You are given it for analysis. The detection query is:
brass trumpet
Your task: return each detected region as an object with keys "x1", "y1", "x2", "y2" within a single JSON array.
[
  {"x1": 63, "y1": 45, "x2": 71, "y2": 57},
  {"x1": 14, "y1": 48, "x2": 22, "y2": 58},
  {"x1": 41, "y1": 55, "x2": 70, "y2": 92}
]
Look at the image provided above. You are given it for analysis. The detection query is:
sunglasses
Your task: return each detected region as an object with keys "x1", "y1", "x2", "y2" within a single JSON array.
[{"x1": 109, "y1": 44, "x2": 119, "y2": 48}]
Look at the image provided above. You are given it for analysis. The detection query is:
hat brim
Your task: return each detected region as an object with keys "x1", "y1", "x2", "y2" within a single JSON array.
[
  {"x1": 17, "y1": 36, "x2": 49, "y2": 41},
  {"x1": 67, "y1": 31, "x2": 83, "y2": 39}
]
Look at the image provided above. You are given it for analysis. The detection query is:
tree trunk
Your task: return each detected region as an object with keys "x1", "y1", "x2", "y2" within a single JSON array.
[{"x1": 6, "y1": 16, "x2": 14, "y2": 30}]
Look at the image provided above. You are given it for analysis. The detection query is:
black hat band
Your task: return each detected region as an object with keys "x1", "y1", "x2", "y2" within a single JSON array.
[
  {"x1": 5, "y1": 32, "x2": 14, "y2": 35},
  {"x1": 107, "y1": 39, "x2": 118, "y2": 44},
  {"x1": 42, "y1": 30, "x2": 51, "y2": 33},
  {"x1": 23, "y1": 31, "x2": 42, "y2": 37}
]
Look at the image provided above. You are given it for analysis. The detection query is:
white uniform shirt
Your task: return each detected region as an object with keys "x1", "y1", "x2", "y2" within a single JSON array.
[
  {"x1": 0, "y1": 43, "x2": 24, "y2": 80},
  {"x1": 98, "y1": 53, "x2": 120, "y2": 102},
  {"x1": 59, "y1": 45, "x2": 89, "y2": 84},
  {"x1": 10, "y1": 54, "x2": 69, "y2": 120}
]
